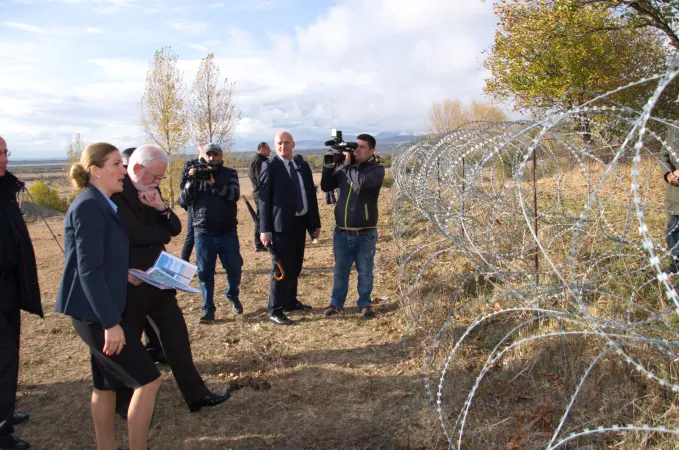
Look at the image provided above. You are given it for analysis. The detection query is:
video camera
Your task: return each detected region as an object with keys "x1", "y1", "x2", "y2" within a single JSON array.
[
  {"x1": 324, "y1": 129, "x2": 357, "y2": 166},
  {"x1": 187, "y1": 158, "x2": 211, "y2": 181}
]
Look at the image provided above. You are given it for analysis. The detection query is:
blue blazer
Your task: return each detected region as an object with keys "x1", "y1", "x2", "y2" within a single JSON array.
[{"x1": 55, "y1": 185, "x2": 129, "y2": 329}]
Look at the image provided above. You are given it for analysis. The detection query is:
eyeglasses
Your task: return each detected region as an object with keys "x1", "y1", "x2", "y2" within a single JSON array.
[
  {"x1": 0, "y1": 150, "x2": 10, "y2": 157},
  {"x1": 140, "y1": 164, "x2": 166, "y2": 182}
]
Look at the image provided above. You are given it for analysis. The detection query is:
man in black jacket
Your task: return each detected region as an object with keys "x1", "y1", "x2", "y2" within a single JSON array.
[
  {"x1": 321, "y1": 134, "x2": 384, "y2": 319},
  {"x1": 178, "y1": 143, "x2": 242, "y2": 323},
  {"x1": 248, "y1": 142, "x2": 270, "y2": 252},
  {"x1": 259, "y1": 131, "x2": 321, "y2": 325},
  {"x1": 179, "y1": 144, "x2": 206, "y2": 262},
  {"x1": 0, "y1": 136, "x2": 43, "y2": 449},
  {"x1": 112, "y1": 144, "x2": 228, "y2": 413}
]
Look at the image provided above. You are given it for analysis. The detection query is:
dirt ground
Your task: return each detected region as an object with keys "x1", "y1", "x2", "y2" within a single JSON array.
[{"x1": 14, "y1": 183, "x2": 441, "y2": 449}]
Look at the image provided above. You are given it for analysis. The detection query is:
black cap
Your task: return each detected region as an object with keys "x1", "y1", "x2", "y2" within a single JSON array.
[{"x1": 205, "y1": 143, "x2": 223, "y2": 154}]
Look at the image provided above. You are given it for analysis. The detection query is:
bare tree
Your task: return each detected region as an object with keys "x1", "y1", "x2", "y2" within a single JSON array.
[
  {"x1": 426, "y1": 99, "x2": 471, "y2": 134},
  {"x1": 65, "y1": 133, "x2": 87, "y2": 166},
  {"x1": 190, "y1": 53, "x2": 240, "y2": 163},
  {"x1": 470, "y1": 100, "x2": 508, "y2": 123},
  {"x1": 139, "y1": 46, "x2": 190, "y2": 206},
  {"x1": 427, "y1": 99, "x2": 507, "y2": 134}
]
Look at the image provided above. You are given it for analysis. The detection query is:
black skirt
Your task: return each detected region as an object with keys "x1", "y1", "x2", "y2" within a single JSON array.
[{"x1": 71, "y1": 318, "x2": 160, "y2": 391}]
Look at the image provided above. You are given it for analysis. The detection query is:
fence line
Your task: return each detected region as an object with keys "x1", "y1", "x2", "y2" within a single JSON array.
[{"x1": 392, "y1": 65, "x2": 679, "y2": 448}]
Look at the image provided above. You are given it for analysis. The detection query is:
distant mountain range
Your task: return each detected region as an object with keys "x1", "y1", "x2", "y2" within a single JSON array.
[
  {"x1": 10, "y1": 131, "x2": 421, "y2": 162},
  {"x1": 233, "y1": 131, "x2": 420, "y2": 151}
]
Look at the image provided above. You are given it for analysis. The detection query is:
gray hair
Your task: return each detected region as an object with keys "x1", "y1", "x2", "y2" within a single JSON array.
[{"x1": 128, "y1": 144, "x2": 170, "y2": 167}]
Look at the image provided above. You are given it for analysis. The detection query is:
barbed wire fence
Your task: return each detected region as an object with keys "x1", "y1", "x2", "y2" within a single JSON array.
[{"x1": 392, "y1": 65, "x2": 679, "y2": 448}]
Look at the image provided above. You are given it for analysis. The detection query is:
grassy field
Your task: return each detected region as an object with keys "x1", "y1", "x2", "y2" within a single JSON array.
[{"x1": 14, "y1": 183, "x2": 446, "y2": 450}]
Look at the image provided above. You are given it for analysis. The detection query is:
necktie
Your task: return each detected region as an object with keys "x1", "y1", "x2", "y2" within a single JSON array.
[{"x1": 289, "y1": 161, "x2": 304, "y2": 214}]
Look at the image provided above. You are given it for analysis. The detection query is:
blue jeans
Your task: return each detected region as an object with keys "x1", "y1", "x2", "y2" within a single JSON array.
[
  {"x1": 667, "y1": 215, "x2": 679, "y2": 270},
  {"x1": 330, "y1": 228, "x2": 378, "y2": 308},
  {"x1": 195, "y1": 232, "x2": 242, "y2": 314}
]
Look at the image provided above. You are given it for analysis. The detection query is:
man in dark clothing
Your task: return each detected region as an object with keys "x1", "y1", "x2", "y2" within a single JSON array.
[
  {"x1": 321, "y1": 134, "x2": 384, "y2": 319},
  {"x1": 179, "y1": 149, "x2": 205, "y2": 262},
  {"x1": 248, "y1": 142, "x2": 270, "y2": 252},
  {"x1": 112, "y1": 144, "x2": 229, "y2": 413},
  {"x1": 178, "y1": 143, "x2": 242, "y2": 323},
  {"x1": 0, "y1": 136, "x2": 43, "y2": 449},
  {"x1": 259, "y1": 131, "x2": 321, "y2": 325},
  {"x1": 120, "y1": 146, "x2": 168, "y2": 365},
  {"x1": 121, "y1": 147, "x2": 136, "y2": 167}
]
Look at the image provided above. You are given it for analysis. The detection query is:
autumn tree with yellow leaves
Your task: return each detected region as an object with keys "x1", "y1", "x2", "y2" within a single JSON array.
[
  {"x1": 427, "y1": 99, "x2": 507, "y2": 134},
  {"x1": 483, "y1": 0, "x2": 672, "y2": 115},
  {"x1": 139, "y1": 46, "x2": 190, "y2": 206},
  {"x1": 189, "y1": 53, "x2": 240, "y2": 163}
]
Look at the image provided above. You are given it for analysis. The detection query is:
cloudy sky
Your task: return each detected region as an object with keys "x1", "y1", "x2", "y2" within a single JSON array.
[{"x1": 0, "y1": 0, "x2": 499, "y2": 159}]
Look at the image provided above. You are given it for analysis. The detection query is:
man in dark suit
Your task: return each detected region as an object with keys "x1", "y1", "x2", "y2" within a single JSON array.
[
  {"x1": 248, "y1": 142, "x2": 270, "y2": 252},
  {"x1": 259, "y1": 131, "x2": 321, "y2": 325},
  {"x1": 112, "y1": 144, "x2": 229, "y2": 412},
  {"x1": 0, "y1": 136, "x2": 43, "y2": 449}
]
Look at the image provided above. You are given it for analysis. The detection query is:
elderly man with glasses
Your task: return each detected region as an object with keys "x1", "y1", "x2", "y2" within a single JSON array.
[{"x1": 112, "y1": 144, "x2": 229, "y2": 414}]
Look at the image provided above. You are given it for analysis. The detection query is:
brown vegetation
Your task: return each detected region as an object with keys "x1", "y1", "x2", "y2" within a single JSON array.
[{"x1": 15, "y1": 184, "x2": 448, "y2": 450}]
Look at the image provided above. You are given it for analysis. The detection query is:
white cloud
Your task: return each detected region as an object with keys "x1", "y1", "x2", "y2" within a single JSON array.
[
  {"x1": 3, "y1": 22, "x2": 48, "y2": 34},
  {"x1": 168, "y1": 20, "x2": 208, "y2": 35},
  {"x1": 244, "y1": 1, "x2": 276, "y2": 11},
  {"x1": 184, "y1": 43, "x2": 209, "y2": 53},
  {"x1": 2, "y1": 0, "x2": 500, "y2": 157},
  {"x1": 85, "y1": 27, "x2": 104, "y2": 33},
  {"x1": 208, "y1": 3, "x2": 223, "y2": 8}
]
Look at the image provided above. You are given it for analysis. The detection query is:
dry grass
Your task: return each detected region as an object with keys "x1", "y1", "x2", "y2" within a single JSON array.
[
  {"x1": 15, "y1": 181, "x2": 445, "y2": 450},
  {"x1": 393, "y1": 156, "x2": 679, "y2": 449}
]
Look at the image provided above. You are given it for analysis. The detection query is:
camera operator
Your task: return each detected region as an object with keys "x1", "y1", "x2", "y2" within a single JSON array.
[
  {"x1": 321, "y1": 133, "x2": 384, "y2": 319},
  {"x1": 179, "y1": 143, "x2": 206, "y2": 262},
  {"x1": 178, "y1": 143, "x2": 242, "y2": 323}
]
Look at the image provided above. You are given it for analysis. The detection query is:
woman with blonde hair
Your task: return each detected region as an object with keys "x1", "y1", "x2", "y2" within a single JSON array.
[{"x1": 55, "y1": 142, "x2": 161, "y2": 450}]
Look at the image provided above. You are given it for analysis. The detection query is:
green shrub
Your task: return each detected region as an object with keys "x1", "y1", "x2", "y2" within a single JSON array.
[
  {"x1": 28, "y1": 179, "x2": 68, "y2": 213},
  {"x1": 383, "y1": 172, "x2": 394, "y2": 188}
]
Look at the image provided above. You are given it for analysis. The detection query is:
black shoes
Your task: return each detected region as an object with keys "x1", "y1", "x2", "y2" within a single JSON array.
[
  {"x1": 269, "y1": 314, "x2": 295, "y2": 326},
  {"x1": 255, "y1": 246, "x2": 267, "y2": 252},
  {"x1": 10, "y1": 413, "x2": 28, "y2": 426},
  {"x1": 188, "y1": 392, "x2": 230, "y2": 412},
  {"x1": 146, "y1": 348, "x2": 168, "y2": 364},
  {"x1": 362, "y1": 306, "x2": 375, "y2": 319},
  {"x1": 228, "y1": 297, "x2": 243, "y2": 315},
  {"x1": 283, "y1": 302, "x2": 312, "y2": 312},
  {"x1": 323, "y1": 305, "x2": 343, "y2": 316},
  {"x1": 0, "y1": 437, "x2": 30, "y2": 449},
  {"x1": 199, "y1": 312, "x2": 215, "y2": 324}
]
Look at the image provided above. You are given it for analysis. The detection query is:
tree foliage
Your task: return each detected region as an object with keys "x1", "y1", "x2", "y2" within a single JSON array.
[
  {"x1": 190, "y1": 53, "x2": 240, "y2": 162},
  {"x1": 427, "y1": 99, "x2": 508, "y2": 134},
  {"x1": 139, "y1": 46, "x2": 189, "y2": 206},
  {"x1": 568, "y1": 0, "x2": 679, "y2": 51},
  {"x1": 29, "y1": 179, "x2": 68, "y2": 213},
  {"x1": 484, "y1": 0, "x2": 672, "y2": 115}
]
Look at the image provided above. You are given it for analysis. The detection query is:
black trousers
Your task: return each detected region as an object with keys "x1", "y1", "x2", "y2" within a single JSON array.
[
  {"x1": 268, "y1": 215, "x2": 308, "y2": 315},
  {"x1": 143, "y1": 320, "x2": 164, "y2": 360},
  {"x1": 120, "y1": 283, "x2": 209, "y2": 405},
  {"x1": 181, "y1": 207, "x2": 194, "y2": 261},
  {"x1": 254, "y1": 200, "x2": 263, "y2": 249},
  {"x1": 0, "y1": 273, "x2": 20, "y2": 439}
]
